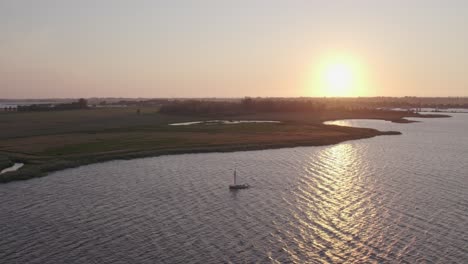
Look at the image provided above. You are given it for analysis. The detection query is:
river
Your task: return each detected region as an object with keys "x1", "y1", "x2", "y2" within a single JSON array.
[{"x1": 0, "y1": 114, "x2": 467, "y2": 263}]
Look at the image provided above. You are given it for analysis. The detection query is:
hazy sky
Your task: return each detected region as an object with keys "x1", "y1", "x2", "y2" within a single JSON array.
[{"x1": 1, "y1": 1, "x2": 467, "y2": 98}]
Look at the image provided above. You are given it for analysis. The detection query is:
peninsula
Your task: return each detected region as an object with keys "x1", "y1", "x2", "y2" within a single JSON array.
[{"x1": 0, "y1": 99, "x2": 450, "y2": 183}]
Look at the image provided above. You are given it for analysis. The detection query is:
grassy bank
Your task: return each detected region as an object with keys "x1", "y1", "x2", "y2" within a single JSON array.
[
  {"x1": 0, "y1": 156, "x2": 14, "y2": 172},
  {"x1": 0, "y1": 107, "x2": 448, "y2": 183}
]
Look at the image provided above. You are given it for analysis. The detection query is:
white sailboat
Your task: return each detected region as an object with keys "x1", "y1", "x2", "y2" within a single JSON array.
[{"x1": 229, "y1": 169, "x2": 249, "y2": 190}]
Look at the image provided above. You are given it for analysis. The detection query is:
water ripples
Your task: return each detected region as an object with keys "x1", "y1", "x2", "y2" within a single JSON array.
[{"x1": 0, "y1": 115, "x2": 467, "y2": 263}]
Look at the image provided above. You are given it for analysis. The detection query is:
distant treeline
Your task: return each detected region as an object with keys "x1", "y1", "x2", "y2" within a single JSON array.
[
  {"x1": 90, "y1": 96, "x2": 468, "y2": 110},
  {"x1": 95, "y1": 98, "x2": 171, "y2": 107},
  {"x1": 159, "y1": 98, "x2": 362, "y2": 115},
  {"x1": 320, "y1": 97, "x2": 468, "y2": 109},
  {"x1": 17, "y1": 99, "x2": 88, "y2": 112},
  {"x1": 356, "y1": 100, "x2": 468, "y2": 109},
  {"x1": 159, "y1": 97, "x2": 468, "y2": 115},
  {"x1": 8, "y1": 97, "x2": 468, "y2": 112}
]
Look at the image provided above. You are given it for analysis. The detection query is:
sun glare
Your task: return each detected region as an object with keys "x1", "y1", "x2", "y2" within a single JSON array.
[
  {"x1": 309, "y1": 54, "x2": 366, "y2": 97},
  {"x1": 324, "y1": 63, "x2": 354, "y2": 96}
]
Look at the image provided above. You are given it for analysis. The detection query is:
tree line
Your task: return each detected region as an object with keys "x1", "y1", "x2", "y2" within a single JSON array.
[
  {"x1": 16, "y1": 99, "x2": 88, "y2": 112},
  {"x1": 160, "y1": 98, "x2": 332, "y2": 115}
]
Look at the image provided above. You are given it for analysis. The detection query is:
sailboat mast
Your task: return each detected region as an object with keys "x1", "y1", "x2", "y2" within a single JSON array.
[{"x1": 234, "y1": 169, "x2": 237, "y2": 185}]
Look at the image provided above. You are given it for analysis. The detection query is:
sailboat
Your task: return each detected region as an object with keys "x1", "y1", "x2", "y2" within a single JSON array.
[{"x1": 229, "y1": 169, "x2": 249, "y2": 190}]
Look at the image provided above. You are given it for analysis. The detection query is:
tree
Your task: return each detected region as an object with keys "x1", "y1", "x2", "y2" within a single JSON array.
[{"x1": 78, "y1": 98, "x2": 88, "y2": 108}]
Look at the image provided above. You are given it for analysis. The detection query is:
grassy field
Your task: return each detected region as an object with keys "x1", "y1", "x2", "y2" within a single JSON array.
[
  {"x1": 0, "y1": 107, "x2": 448, "y2": 182},
  {"x1": 0, "y1": 156, "x2": 13, "y2": 172}
]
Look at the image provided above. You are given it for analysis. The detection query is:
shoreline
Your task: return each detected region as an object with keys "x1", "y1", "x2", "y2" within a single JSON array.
[
  {"x1": 1, "y1": 128, "x2": 399, "y2": 183},
  {"x1": 0, "y1": 111, "x2": 449, "y2": 183}
]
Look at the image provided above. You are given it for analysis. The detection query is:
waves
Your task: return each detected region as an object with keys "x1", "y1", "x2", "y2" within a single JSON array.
[{"x1": 0, "y1": 115, "x2": 467, "y2": 263}]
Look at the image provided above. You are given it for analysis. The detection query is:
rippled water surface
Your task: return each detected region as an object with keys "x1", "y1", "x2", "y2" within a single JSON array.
[{"x1": 1, "y1": 115, "x2": 467, "y2": 263}]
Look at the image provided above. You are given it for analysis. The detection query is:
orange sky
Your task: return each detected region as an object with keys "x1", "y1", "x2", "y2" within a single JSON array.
[{"x1": 1, "y1": 1, "x2": 468, "y2": 98}]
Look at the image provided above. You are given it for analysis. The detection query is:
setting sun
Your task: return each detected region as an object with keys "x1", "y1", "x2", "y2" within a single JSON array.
[
  {"x1": 309, "y1": 54, "x2": 367, "y2": 97},
  {"x1": 324, "y1": 62, "x2": 355, "y2": 96}
]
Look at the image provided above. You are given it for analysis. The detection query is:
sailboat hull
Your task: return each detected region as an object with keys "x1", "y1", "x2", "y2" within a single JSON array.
[{"x1": 229, "y1": 184, "x2": 250, "y2": 190}]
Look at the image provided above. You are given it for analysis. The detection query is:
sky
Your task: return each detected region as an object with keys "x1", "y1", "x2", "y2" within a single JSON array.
[{"x1": 1, "y1": 0, "x2": 468, "y2": 98}]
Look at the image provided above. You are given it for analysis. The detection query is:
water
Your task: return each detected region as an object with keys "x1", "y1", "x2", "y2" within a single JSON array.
[
  {"x1": 0, "y1": 115, "x2": 467, "y2": 263},
  {"x1": 0, "y1": 163, "x2": 24, "y2": 174},
  {"x1": 0, "y1": 101, "x2": 55, "y2": 108},
  {"x1": 169, "y1": 120, "x2": 281, "y2": 126},
  {"x1": 420, "y1": 108, "x2": 468, "y2": 113},
  {"x1": 388, "y1": 107, "x2": 468, "y2": 113}
]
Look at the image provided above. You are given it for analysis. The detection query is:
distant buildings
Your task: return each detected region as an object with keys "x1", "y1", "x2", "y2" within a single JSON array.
[{"x1": 2, "y1": 106, "x2": 17, "y2": 111}]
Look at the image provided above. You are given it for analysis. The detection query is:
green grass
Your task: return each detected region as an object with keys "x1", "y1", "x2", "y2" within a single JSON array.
[
  {"x1": 43, "y1": 136, "x2": 187, "y2": 156},
  {"x1": 0, "y1": 107, "x2": 447, "y2": 183},
  {"x1": 0, "y1": 155, "x2": 13, "y2": 171}
]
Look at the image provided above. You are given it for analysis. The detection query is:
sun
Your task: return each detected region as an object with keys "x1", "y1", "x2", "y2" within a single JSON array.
[
  {"x1": 308, "y1": 54, "x2": 366, "y2": 97},
  {"x1": 324, "y1": 62, "x2": 354, "y2": 96}
]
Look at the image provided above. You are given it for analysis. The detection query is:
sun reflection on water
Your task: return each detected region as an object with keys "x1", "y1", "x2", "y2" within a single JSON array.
[{"x1": 286, "y1": 143, "x2": 390, "y2": 262}]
